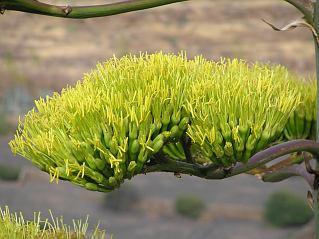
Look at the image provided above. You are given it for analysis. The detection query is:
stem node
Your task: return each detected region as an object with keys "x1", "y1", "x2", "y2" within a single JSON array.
[{"x1": 62, "y1": 5, "x2": 72, "y2": 16}]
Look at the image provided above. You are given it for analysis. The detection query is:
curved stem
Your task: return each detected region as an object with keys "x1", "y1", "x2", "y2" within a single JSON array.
[
  {"x1": 0, "y1": 0, "x2": 188, "y2": 18},
  {"x1": 205, "y1": 140, "x2": 319, "y2": 179},
  {"x1": 230, "y1": 140, "x2": 319, "y2": 176},
  {"x1": 283, "y1": 0, "x2": 314, "y2": 24},
  {"x1": 144, "y1": 140, "x2": 319, "y2": 181},
  {"x1": 313, "y1": 0, "x2": 319, "y2": 237},
  {"x1": 261, "y1": 164, "x2": 314, "y2": 187},
  {"x1": 143, "y1": 158, "x2": 205, "y2": 177}
]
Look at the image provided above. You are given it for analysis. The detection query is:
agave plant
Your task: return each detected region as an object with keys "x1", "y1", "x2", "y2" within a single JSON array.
[
  {"x1": 0, "y1": 206, "x2": 107, "y2": 239},
  {"x1": 8, "y1": 52, "x2": 315, "y2": 192},
  {"x1": 3, "y1": 0, "x2": 319, "y2": 238}
]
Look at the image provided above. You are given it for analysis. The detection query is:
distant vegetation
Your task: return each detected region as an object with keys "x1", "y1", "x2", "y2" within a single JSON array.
[
  {"x1": 264, "y1": 190, "x2": 313, "y2": 227},
  {"x1": 104, "y1": 184, "x2": 140, "y2": 212},
  {"x1": 0, "y1": 163, "x2": 20, "y2": 181},
  {"x1": 0, "y1": 113, "x2": 14, "y2": 136},
  {"x1": 175, "y1": 194, "x2": 206, "y2": 219}
]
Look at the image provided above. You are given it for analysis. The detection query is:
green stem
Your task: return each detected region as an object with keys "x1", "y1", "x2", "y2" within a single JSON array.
[
  {"x1": 144, "y1": 140, "x2": 319, "y2": 181},
  {"x1": 315, "y1": 0, "x2": 319, "y2": 145},
  {"x1": 0, "y1": 0, "x2": 188, "y2": 18},
  {"x1": 284, "y1": 0, "x2": 314, "y2": 24},
  {"x1": 143, "y1": 158, "x2": 205, "y2": 178},
  {"x1": 261, "y1": 164, "x2": 314, "y2": 186},
  {"x1": 314, "y1": 0, "x2": 319, "y2": 237}
]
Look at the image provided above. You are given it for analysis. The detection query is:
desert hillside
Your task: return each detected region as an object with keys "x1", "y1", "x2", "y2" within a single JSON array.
[{"x1": 0, "y1": 0, "x2": 315, "y2": 98}]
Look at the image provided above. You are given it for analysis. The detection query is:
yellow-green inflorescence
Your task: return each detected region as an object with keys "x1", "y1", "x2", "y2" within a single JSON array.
[
  {"x1": 9, "y1": 52, "x2": 315, "y2": 192},
  {"x1": 284, "y1": 78, "x2": 317, "y2": 141},
  {"x1": 0, "y1": 206, "x2": 107, "y2": 239}
]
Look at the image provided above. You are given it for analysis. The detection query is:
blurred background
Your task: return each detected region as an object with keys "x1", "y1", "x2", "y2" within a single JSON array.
[{"x1": 0, "y1": 0, "x2": 317, "y2": 238}]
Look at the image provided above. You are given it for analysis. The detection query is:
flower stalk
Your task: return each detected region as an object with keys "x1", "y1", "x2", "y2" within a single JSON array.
[
  {"x1": 284, "y1": 0, "x2": 314, "y2": 24},
  {"x1": 308, "y1": 0, "x2": 319, "y2": 237},
  {"x1": 313, "y1": 0, "x2": 319, "y2": 237},
  {"x1": 0, "y1": 0, "x2": 188, "y2": 18},
  {"x1": 144, "y1": 140, "x2": 319, "y2": 182}
]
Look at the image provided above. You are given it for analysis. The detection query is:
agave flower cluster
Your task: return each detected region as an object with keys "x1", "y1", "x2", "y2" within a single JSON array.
[
  {"x1": 9, "y1": 53, "x2": 315, "y2": 192},
  {"x1": 284, "y1": 79, "x2": 317, "y2": 140},
  {"x1": 0, "y1": 206, "x2": 106, "y2": 239}
]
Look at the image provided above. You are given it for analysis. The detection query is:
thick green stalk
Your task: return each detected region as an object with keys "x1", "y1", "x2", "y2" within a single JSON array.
[
  {"x1": 0, "y1": 0, "x2": 188, "y2": 18},
  {"x1": 315, "y1": 0, "x2": 319, "y2": 145},
  {"x1": 314, "y1": 0, "x2": 319, "y2": 237},
  {"x1": 311, "y1": 0, "x2": 319, "y2": 237},
  {"x1": 284, "y1": 0, "x2": 314, "y2": 24},
  {"x1": 144, "y1": 140, "x2": 319, "y2": 181}
]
